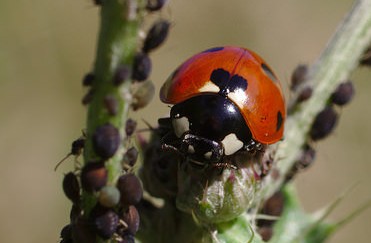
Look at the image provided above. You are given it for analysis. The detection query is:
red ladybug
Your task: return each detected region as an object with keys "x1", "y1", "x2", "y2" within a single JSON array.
[{"x1": 159, "y1": 46, "x2": 285, "y2": 167}]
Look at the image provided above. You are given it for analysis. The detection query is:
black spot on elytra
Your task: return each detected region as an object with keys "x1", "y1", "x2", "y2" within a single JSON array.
[
  {"x1": 261, "y1": 63, "x2": 277, "y2": 82},
  {"x1": 210, "y1": 68, "x2": 230, "y2": 88},
  {"x1": 276, "y1": 111, "x2": 283, "y2": 131},
  {"x1": 229, "y1": 75, "x2": 248, "y2": 92},
  {"x1": 210, "y1": 68, "x2": 248, "y2": 96},
  {"x1": 203, "y1": 47, "x2": 224, "y2": 53}
]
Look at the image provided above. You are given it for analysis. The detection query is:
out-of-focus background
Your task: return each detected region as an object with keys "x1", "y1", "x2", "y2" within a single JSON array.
[{"x1": 0, "y1": 0, "x2": 370, "y2": 242}]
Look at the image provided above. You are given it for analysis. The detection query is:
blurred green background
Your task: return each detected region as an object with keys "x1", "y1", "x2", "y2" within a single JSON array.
[{"x1": 0, "y1": 0, "x2": 370, "y2": 242}]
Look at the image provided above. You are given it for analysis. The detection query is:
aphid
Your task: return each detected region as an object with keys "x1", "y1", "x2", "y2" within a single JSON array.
[
  {"x1": 331, "y1": 81, "x2": 355, "y2": 106},
  {"x1": 117, "y1": 174, "x2": 143, "y2": 206},
  {"x1": 132, "y1": 80, "x2": 155, "y2": 110},
  {"x1": 55, "y1": 138, "x2": 85, "y2": 171},
  {"x1": 98, "y1": 186, "x2": 121, "y2": 208},
  {"x1": 310, "y1": 106, "x2": 338, "y2": 141},
  {"x1": 125, "y1": 119, "x2": 137, "y2": 137},
  {"x1": 71, "y1": 217, "x2": 96, "y2": 243},
  {"x1": 142, "y1": 20, "x2": 170, "y2": 53},
  {"x1": 82, "y1": 72, "x2": 94, "y2": 87},
  {"x1": 113, "y1": 65, "x2": 131, "y2": 86},
  {"x1": 104, "y1": 95, "x2": 119, "y2": 116},
  {"x1": 122, "y1": 147, "x2": 138, "y2": 168},
  {"x1": 93, "y1": 123, "x2": 121, "y2": 159},
  {"x1": 80, "y1": 161, "x2": 108, "y2": 192},
  {"x1": 257, "y1": 226, "x2": 273, "y2": 242},
  {"x1": 296, "y1": 86, "x2": 313, "y2": 103},
  {"x1": 121, "y1": 205, "x2": 140, "y2": 235},
  {"x1": 82, "y1": 88, "x2": 94, "y2": 105},
  {"x1": 132, "y1": 52, "x2": 152, "y2": 82},
  {"x1": 290, "y1": 64, "x2": 308, "y2": 91},
  {"x1": 296, "y1": 144, "x2": 316, "y2": 170},
  {"x1": 62, "y1": 172, "x2": 80, "y2": 204},
  {"x1": 59, "y1": 224, "x2": 72, "y2": 241},
  {"x1": 90, "y1": 205, "x2": 119, "y2": 239}
]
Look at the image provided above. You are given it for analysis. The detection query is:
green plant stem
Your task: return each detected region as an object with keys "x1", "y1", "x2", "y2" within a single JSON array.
[
  {"x1": 81, "y1": 0, "x2": 144, "y2": 231},
  {"x1": 256, "y1": 0, "x2": 371, "y2": 204}
]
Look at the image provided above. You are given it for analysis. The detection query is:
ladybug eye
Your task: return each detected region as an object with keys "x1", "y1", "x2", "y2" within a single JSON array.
[{"x1": 261, "y1": 63, "x2": 278, "y2": 82}]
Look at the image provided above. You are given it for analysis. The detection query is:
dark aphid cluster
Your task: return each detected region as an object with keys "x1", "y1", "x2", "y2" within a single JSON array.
[
  {"x1": 310, "y1": 81, "x2": 354, "y2": 141},
  {"x1": 59, "y1": 161, "x2": 143, "y2": 242},
  {"x1": 58, "y1": 117, "x2": 143, "y2": 243},
  {"x1": 257, "y1": 191, "x2": 285, "y2": 241},
  {"x1": 59, "y1": 2, "x2": 172, "y2": 242},
  {"x1": 286, "y1": 65, "x2": 356, "y2": 181},
  {"x1": 86, "y1": 173, "x2": 143, "y2": 241}
]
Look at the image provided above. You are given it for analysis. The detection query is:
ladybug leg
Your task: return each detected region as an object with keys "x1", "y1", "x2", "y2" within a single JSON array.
[
  {"x1": 157, "y1": 117, "x2": 185, "y2": 157},
  {"x1": 180, "y1": 134, "x2": 224, "y2": 167},
  {"x1": 160, "y1": 131, "x2": 182, "y2": 151}
]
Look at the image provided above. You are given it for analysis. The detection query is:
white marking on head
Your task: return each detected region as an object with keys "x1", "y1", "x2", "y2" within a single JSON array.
[
  {"x1": 204, "y1": 151, "x2": 212, "y2": 159},
  {"x1": 221, "y1": 133, "x2": 243, "y2": 155},
  {"x1": 188, "y1": 145, "x2": 195, "y2": 154},
  {"x1": 227, "y1": 89, "x2": 248, "y2": 107},
  {"x1": 198, "y1": 81, "x2": 220, "y2": 93},
  {"x1": 172, "y1": 116, "x2": 190, "y2": 138}
]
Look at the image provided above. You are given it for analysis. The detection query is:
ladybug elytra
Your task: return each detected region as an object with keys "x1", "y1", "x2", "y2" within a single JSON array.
[{"x1": 159, "y1": 46, "x2": 285, "y2": 168}]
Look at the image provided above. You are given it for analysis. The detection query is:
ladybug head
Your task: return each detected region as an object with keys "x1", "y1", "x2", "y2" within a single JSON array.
[{"x1": 161, "y1": 94, "x2": 258, "y2": 168}]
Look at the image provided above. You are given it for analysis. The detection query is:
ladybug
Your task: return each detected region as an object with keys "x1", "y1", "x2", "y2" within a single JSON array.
[{"x1": 159, "y1": 46, "x2": 285, "y2": 168}]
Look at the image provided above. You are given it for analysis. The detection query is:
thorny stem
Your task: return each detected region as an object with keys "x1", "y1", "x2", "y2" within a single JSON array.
[
  {"x1": 82, "y1": 0, "x2": 144, "y2": 219},
  {"x1": 256, "y1": 0, "x2": 371, "y2": 205}
]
